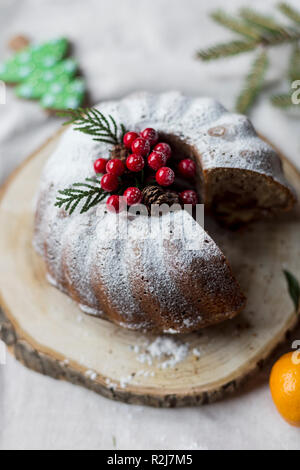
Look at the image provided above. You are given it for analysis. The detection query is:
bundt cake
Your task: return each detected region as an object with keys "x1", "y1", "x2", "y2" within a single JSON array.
[{"x1": 33, "y1": 91, "x2": 295, "y2": 333}]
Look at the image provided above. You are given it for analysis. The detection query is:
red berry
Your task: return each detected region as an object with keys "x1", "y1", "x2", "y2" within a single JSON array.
[
  {"x1": 124, "y1": 187, "x2": 142, "y2": 206},
  {"x1": 178, "y1": 159, "x2": 196, "y2": 179},
  {"x1": 156, "y1": 167, "x2": 175, "y2": 187},
  {"x1": 179, "y1": 190, "x2": 198, "y2": 206},
  {"x1": 106, "y1": 158, "x2": 125, "y2": 177},
  {"x1": 148, "y1": 151, "x2": 167, "y2": 171},
  {"x1": 123, "y1": 131, "x2": 139, "y2": 149},
  {"x1": 101, "y1": 173, "x2": 119, "y2": 192},
  {"x1": 141, "y1": 128, "x2": 159, "y2": 146},
  {"x1": 106, "y1": 195, "x2": 125, "y2": 213},
  {"x1": 131, "y1": 137, "x2": 150, "y2": 157},
  {"x1": 154, "y1": 142, "x2": 171, "y2": 160},
  {"x1": 94, "y1": 158, "x2": 107, "y2": 174},
  {"x1": 126, "y1": 154, "x2": 145, "y2": 172}
]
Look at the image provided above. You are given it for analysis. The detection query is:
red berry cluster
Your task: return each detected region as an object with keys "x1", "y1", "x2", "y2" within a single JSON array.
[{"x1": 93, "y1": 127, "x2": 198, "y2": 213}]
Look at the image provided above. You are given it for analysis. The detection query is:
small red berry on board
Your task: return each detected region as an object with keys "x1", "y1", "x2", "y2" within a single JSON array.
[
  {"x1": 140, "y1": 128, "x2": 159, "y2": 146},
  {"x1": 124, "y1": 187, "x2": 142, "y2": 206},
  {"x1": 178, "y1": 159, "x2": 196, "y2": 179},
  {"x1": 126, "y1": 154, "x2": 145, "y2": 172},
  {"x1": 101, "y1": 173, "x2": 119, "y2": 192},
  {"x1": 123, "y1": 131, "x2": 139, "y2": 149},
  {"x1": 154, "y1": 142, "x2": 171, "y2": 160},
  {"x1": 148, "y1": 151, "x2": 167, "y2": 171},
  {"x1": 131, "y1": 137, "x2": 150, "y2": 157},
  {"x1": 106, "y1": 195, "x2": 125, "y2": 213},
  {"x1": 94, "y1": 158, "x2": 107, "y2": 174},
  {"x1": 106, "y1": 158, "x2": 125, "y2": 177},
  {"x1": 156, "y1": 167, "x2": 175, "y2": 187},
  {"x1": 179, "y1": 190, "x2": 198, "y2": 206}
]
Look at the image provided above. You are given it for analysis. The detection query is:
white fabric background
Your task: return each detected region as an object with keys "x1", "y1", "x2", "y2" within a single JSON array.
[{"x1": 0, "y1": 0, "x2": 300, "y2": 450}]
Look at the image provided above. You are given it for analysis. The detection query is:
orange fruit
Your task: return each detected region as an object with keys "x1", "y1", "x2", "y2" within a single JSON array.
[{"x1": 270, "y1": 352, "x2": 300, "y2": 426}]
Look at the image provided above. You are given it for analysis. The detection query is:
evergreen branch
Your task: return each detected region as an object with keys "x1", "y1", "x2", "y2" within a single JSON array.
[
  {"x1": 109, "y1": 114, "x2": 118, "y2": 142},
  {"x1": 278, "y1": 2, "x2": 300, "y2": 25},
  {"x1": 55, "y1": 178, "x2": 107, "y2": 215},
  {"x1": 239, "y1": 7, "x2": 291, "y2": 37},
  {"x1": 197, "y1": 39, "x2": 257, "y2": 61},
  {"x1": 271, "y1": 93, "x2": 294, "y2": 108},
  {"x1": 289, "y1": 43, "x2": 300, "y2": 82},
  {"x1": 197, "y1": 5, "x2": 300, "y2": 114},
  {"x1": 211, "y1": 10, "x2": 261, "y2": 40},
  {"x1": 236, "y1": 50, "x2": 268, "y2": 113},
  {"x1": 271, "y1": 44, "x2": 300, "y2": 109},
  {"x1": 85, "y1": 177, "x2": 102, "y2": 184},
  {"x1": 58, "y1": 108, "x2": 127, "y2": 145},
  {"x1": 284, "y1": 270, "x2": 300, "y2": 310},
  {"x1": 261, "y1": 29, "x2": 300, "y2": 45},
  {"x1": 120, "y1": 123, "x2": 127, "y2": 140},
  {"x1": 197, "y1": 30, "x2": 300, "y2": 62}
]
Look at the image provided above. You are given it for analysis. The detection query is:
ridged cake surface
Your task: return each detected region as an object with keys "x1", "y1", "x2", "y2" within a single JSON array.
[{"x1": 34, "y1": 91, "x2": 295, "y2": 333}]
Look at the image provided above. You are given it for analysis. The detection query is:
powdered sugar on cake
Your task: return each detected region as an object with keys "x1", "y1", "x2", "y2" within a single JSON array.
[{"x1": 33, "y1": 91, "x2": 291, "y2": 332}]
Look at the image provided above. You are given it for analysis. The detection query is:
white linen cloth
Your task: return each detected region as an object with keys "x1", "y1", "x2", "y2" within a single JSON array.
[{"x1": 0, "y1": 0, "x2": 300, "y2": 450}]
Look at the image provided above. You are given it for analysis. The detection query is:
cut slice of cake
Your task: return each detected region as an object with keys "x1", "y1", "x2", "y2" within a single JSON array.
[{"x1": 33, "y1": 91, "x2": 296, "y2": 333}]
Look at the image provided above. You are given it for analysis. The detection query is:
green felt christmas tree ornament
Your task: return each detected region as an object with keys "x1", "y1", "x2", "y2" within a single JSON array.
[{"x1": 0, "y1": 37, "x2": 86, "y2": 110}]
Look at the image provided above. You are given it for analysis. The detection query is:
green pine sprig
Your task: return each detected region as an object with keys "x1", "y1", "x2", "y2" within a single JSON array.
[
  {"x1": 210, "y1": 10, "x2": 261, "y2": 40},
  {"x1": 236, "y1": 50, "x2": 268, "y2": 113},
  {"x1": 271, "y1": 43, "x2": 300, "y2": 108},
  {"x1": 289, "y1": 43, "x2": 300, "y2": 82},
  {"x1": 59, "y1": 107, "x2": 127, "y2": 145},
  {"x1": 198, "y1": 6, "x2": 300, "y2": 62},
  {"x1": 284, "y1": 270, "x2": 300, "y2": 311},
  {"x1": 197, "y1": 39, "x2": 257, "y2": 61},
  {"x1": 239, "y1": 7, "x2": 292, "y2": 37},
  {"x1": 55, "y1": 178, "x2": 107, "y2": 215},
  {"x1": 197, "y1": 3, "x2": 300, "y2": 113},
  {"x1": 278, "y1": 2, "x2": 300, "y2": 25},
  {"x1": 271, "y1": 93, "x2": 293, "y2": 108}
]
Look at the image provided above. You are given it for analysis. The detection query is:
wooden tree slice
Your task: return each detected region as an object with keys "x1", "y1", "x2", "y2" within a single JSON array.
[{"x1": 0, "y1": 130, "x2": 300, "y2": 407}]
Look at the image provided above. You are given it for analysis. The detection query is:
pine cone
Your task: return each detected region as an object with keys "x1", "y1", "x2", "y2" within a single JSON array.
[
  {"x1": 142, "y1": 185, "x2": 180, "y2": 213},
  {"x1": 156, "y1": 191, "x2": 180, "y2": 206},
  {"x1": 110, "y1": 143, "x2": 130, "y2": 163}
]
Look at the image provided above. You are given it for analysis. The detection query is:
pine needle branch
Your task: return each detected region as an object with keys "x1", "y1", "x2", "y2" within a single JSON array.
[
  {"x1": 278, "y1": 2, "x2": 300, "y2": 25},
  {"x1": 271, "y1": 42, "x2": 300, "y2": 109},
  {"x1": 197, "y1": 5, "x2": 300, "y2": 113},
  {"x1": 289, "y1": 43, "x2": 300, "y2": 82},
  {"x1": 236, "y1": 50, "x2": 268, "y2": 113},
  {"x1": 197, "y1": 39, "x2": 257, "y2": 61},
  {"x1": 262, "y1": 29, "x2": 300, "y2": 45},
  {"x1": 210, "y1": 10, "x2": 261, "y2": 40},
  {"x1": 55, "y1": 178, "x2": 107, "y2": 215},
  {"x1": 271, "y1": 93, "x2": 294, "y2": 108},
  {"x1": 239, "y1": 7, "x2": 292, "y2": 37},
  {"x1": 197, "y1": 11, "x2": 300, "y2": 62},
  {"x1": 58, "y1": 108, "x2": 127, "y2": 145},
  {"x1": 283, "y1": 269, "x2": 300, "y2": 310}
]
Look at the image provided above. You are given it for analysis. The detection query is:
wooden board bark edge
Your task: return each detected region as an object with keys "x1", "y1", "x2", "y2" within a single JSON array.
[
  {"x1": 0, "y1": 129, "x2": 299, "y2": 408},
  {"x1": 0, "y1": 300, "x2": 298, "y2": 407}
]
